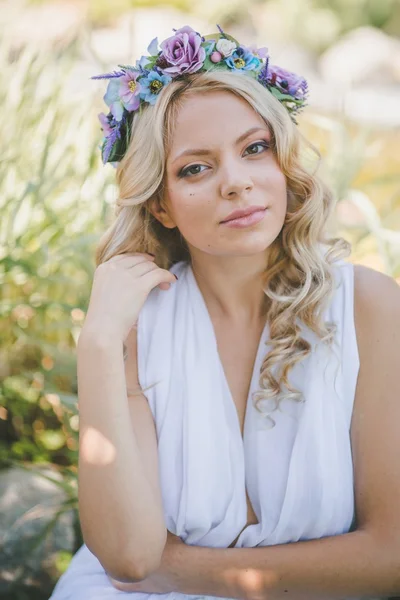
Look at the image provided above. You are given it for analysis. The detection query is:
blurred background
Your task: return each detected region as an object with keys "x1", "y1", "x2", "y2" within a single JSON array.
[{"x1": 1, "y1": 0, "x2": 399, "y2": 598}]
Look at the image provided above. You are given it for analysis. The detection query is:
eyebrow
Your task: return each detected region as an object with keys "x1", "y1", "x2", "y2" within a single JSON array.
[{"x1": 171, "y1": 126, "x2": 270, "y2": 164}]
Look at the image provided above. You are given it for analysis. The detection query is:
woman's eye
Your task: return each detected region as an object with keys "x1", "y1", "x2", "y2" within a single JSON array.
[
  {"x1": 244, "y1": 142, "x2": 269, "y2": 156},
  {"x1": 180, "y1": 164, "x2": 208, "y2": 178}
]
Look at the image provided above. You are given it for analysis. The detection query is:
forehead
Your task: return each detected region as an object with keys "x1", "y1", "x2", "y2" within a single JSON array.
[{"x1": 168, "y1": 91, "x2": 268, "y2": 154}]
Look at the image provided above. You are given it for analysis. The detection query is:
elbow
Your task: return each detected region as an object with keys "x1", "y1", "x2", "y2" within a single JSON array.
[
  {"x1": 102, "y1": 557, "x2": 153, "y2": 584},
  {"x1": 104, "y1": 546, "x2": 164, "y2": 583},
  {"x1": 79, "y1": 501, "x2": 167, "y2": 582},
  {"x1": 86, "y1": 530, "x2": 166, "y2": 583}
]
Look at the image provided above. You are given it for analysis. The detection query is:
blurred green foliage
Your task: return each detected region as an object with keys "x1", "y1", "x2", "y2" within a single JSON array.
[
  {"x1": 26, "y1": 0, "x2": 400, "y2": 51},
  {"x1": 0, "y1": 30, "x2": 113, "y2": 598},
  {"x1": 0, "y1": 34, "x2": 113, "y2": 470},
  {"x1": 1, "y1": 3, "x2": 400, "y2": 598}
]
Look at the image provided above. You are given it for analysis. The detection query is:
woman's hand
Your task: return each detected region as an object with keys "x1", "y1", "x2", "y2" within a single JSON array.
[
  {"x1": 82, "y1": 252, "x2": 178, "y2": 344},
  {"x1": 108, "y1": 531, "x2": 184, "y2": 593}
]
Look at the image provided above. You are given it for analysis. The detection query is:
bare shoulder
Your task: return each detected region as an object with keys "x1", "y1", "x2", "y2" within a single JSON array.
[
  {"x1": 353, "y1": 264, "x2": 400, "y2": 345},
  {"x1": 350, "y1": 264, "x2": 400, "y2": 537}
]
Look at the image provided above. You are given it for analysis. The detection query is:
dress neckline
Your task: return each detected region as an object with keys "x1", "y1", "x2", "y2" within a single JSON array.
[{"x1": 186, "y1": 262, "x2": 269, "y2": 444}]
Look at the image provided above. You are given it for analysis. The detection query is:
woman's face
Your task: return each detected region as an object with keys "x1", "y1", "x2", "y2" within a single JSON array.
[{"x1": 157, "y1": 90, "x2": 287, "y2": 258}]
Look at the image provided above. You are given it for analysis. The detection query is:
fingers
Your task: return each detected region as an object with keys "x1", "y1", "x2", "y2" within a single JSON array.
[
  {"x1": 141, "y1": 267, "x2": 178, "y2": 290},
  {"x1": 106, "y1": 252, "x2": 155, "y2": 265},
  {"x1": 103, "y1": 252, "x2": 178, "y2": 291}
]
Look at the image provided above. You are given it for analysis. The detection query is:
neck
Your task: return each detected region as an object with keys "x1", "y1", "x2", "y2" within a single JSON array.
[{"x1": 189, "y1": 251, "x2": 270, "y2": 324}]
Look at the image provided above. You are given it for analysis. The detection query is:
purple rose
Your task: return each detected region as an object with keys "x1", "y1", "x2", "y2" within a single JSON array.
[
  {"x1": 159, "y1": 25, "x2": 206, "y2": 75},
  {"x1": 268, "y1": 65, "x2": 308, "y2": 100}
]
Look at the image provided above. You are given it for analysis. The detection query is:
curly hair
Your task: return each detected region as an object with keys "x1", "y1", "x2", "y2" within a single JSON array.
[{"x1": 95, "y1": 70, "x2": 351, "y2": 427}]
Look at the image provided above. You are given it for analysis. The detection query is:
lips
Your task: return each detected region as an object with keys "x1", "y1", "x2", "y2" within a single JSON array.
[{"x1": 220, "y1": 205, "x2": 267, "y2": 223}]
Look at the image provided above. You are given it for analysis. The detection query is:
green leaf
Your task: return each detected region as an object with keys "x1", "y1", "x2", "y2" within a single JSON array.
[
  {"x1": 245, "y1": 69, "x2": 259, "y2": 80},
  {"x1": 202, "y1": 56, "x2": 229, "y2": 72},
  {"x1": 269, "y1": 87, "x2": 293, "y2": 101},
  {"x1": 142, "y1": 55, "x2": 158, "y2": 69},
  {"x1": 117, "y1": 64, "x2": 135, "y2": 71},
  {"x1": 203, "y1": 31, "x2": 240, "y2": 47},
  {"x1": 202, "y1": 41, "x2": 215, "y2": 56}
]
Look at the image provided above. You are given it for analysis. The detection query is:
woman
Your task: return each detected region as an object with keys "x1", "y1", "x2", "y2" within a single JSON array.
[{"x1": 49, "y1": 25, "x2": 400, "y2": 600}]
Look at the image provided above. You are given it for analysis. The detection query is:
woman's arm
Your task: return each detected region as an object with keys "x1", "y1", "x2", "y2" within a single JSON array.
[
  {"x1": 159, "y1": 527, "x2": 399, "y2": 599},
  {"x1": 78, "y1": 325, "x2": 166, "y2": 582},
  {"x1": 111, "y1": 266, "x2": 400, "y2": 598}
]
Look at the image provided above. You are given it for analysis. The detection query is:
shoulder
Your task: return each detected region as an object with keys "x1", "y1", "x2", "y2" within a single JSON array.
[
  {"x1": 353, "y1": 264, "x2": 400, "y2": 348},
  {"x1": 353, "y1": 263, "x2": 400, "y2": 305},
  {"x1": 349, "y1": 265, "x2": 400, "y2": 538}
]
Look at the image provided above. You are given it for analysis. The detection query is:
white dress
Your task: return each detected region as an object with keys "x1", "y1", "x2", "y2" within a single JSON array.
[{"x1": 50, "y1": 258, "x2": 378, "y2": 600}]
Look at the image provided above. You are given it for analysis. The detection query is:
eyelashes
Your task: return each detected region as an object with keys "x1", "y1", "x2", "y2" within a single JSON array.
[
  {"x1": 180, "y1": 164, "x2": 207, "y2": 178},
  {"x1": 245, "y1": 141, "x2": 270, "y2": 156},
  {"x1": 177, "y1": 141, "x2": 270, "y2": 179}
]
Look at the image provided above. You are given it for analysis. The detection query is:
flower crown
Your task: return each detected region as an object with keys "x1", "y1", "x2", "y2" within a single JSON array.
[{"x1": 91, "y1": 25, "x2": 309, "y2": 165}]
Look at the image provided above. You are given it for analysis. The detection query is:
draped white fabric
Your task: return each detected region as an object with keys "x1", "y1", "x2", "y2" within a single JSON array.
[{"x1": 50, "y1": 258, "x2": 372, "y2": 600}]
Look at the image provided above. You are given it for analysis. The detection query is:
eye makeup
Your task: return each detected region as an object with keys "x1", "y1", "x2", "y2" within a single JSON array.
[{"x1": 177, "y1": 139, "x2": 271, "y2": 179}]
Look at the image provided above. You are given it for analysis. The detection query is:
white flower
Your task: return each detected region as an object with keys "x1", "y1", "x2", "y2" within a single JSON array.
[{"x1": 216, "y1": 38, "x2": 237, "y2": 58}]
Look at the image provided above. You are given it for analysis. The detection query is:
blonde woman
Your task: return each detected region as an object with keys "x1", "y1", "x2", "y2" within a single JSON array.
[{"x1": 49, "y1": 26, "x2": 400, "y2": 600}]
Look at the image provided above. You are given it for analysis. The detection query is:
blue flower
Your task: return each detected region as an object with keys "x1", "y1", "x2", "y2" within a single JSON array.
[
  {"x1": 139, "y1": 70, "x2": 172, "y2": 105},
  {"x1": 103, "y1": 78, "x2": 125, "y2": 122},
  {"x1": 225, "y1": 47, "x2": 261, "y2": 72}
]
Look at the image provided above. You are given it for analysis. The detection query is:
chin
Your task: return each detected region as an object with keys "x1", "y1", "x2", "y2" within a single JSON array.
[{"x1": 225, "y1": 230, "x2": 280, "y2": 255}]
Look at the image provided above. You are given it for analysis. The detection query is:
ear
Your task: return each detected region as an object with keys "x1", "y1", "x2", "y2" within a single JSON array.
[{"x1": 147, "y1": 194, "x2": 177, "y2": 229}]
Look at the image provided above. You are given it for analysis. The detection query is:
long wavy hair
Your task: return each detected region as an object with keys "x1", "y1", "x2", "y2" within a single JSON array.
[{"x1": 95, "y1": 70, "x2": 351, "y2": 426}]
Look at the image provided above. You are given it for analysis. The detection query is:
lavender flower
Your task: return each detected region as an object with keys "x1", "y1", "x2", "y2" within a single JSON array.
[
  {"x1": 102, "y1": 124, "x2": 122, "y2": 164},
  {"x1": 91, "y1": 70, "x2": 125, "y2": 80},
  {"x1": 257, "y1": 58, "x2": 270, "y2": 87},
  {"x1": 159, "y1": 25, "x2": 206, "y2": 75}
]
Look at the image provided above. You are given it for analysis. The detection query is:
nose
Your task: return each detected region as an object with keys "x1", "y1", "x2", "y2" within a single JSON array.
[{"x1": 219, "y1": 157, "x2": 253, "y2": 199}]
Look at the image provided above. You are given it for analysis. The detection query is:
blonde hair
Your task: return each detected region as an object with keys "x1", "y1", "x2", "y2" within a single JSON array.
[{"x1": 96, "y1": 70, "x2": 351, "y2": 426}]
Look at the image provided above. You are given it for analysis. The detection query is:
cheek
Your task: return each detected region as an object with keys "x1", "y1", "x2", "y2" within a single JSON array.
[
  {"x1": 171, "y1": 188, "x2": 214, "y2": 227},
  {"x1": 170, "y1": 189, "x2": 218, "y2": 249},
  {"x1": 264, "y1": 168, "x2": 287, "y2": 210}
]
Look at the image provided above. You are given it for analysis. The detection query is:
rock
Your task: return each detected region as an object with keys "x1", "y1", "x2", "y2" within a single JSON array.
[{"x1": 0, "y1": 465, "x2": 78, "y2": 598}]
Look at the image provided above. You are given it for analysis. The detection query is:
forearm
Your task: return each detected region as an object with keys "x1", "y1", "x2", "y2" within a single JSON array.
[
  {"x1": 77, "y1": 332, "x2": 166, "y2": 579},
  {"x1": 169, "y1": 529, "x2": 400, "y2": 599}
]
